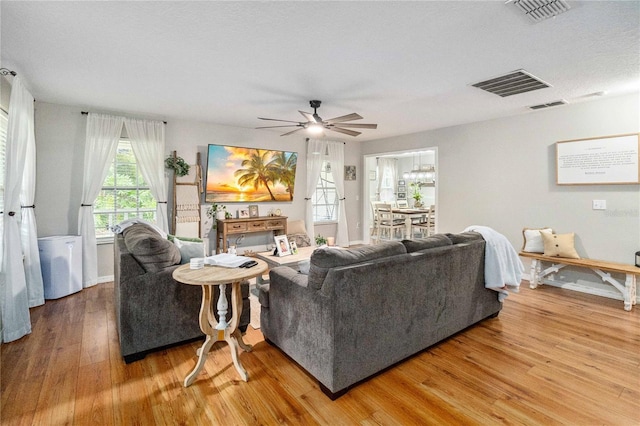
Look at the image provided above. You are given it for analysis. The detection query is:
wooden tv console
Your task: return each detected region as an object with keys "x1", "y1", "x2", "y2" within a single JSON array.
[{"x1": 216, "y1": 216, "x2": 287, "y2": 254}]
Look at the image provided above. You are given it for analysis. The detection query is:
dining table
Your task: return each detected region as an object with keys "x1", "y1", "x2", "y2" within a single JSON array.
[{"x1": 384, "y1": 207, "x2": 433, "y2": 239}]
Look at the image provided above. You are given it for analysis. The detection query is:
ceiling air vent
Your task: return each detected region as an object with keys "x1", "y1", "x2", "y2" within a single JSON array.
[
  {"x1": 528, "y1": 99, "x2": 568, "y2": 110},
  {"x1": 472, "y1": 70, "x2": 551, "y2": 97},
  {"x1": 507, "y1": 0, "x2": 571, "y2": 23}
]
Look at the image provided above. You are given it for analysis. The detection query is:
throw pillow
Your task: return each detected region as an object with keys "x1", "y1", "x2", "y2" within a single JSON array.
[
  {"x1": 173, "y1": 237, "x2": 205, "y2": 264},
  {"x1": 541, "y1": 232, "x2": 580, "y2": 259},
  {"x1": 522, "y1": 228, "x2": 553, "y2": 253},
  {"x1": 123, "y1": 223, "x2": 181, "y2": 272},
  {"x1": 287, "y1": 233, "x2": 312, "y2": 248}
]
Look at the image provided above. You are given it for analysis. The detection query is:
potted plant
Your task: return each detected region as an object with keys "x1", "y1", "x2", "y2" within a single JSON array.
[
  {"x1": 165, "y1": 155, "x2": 190, "y2": 177},
  {"x1": 410, "y1": 182, "x2": 423, "y2": 208},
  {"x1": 315, "y1": 234, "x2": 327, "y2": 246},
  {"x1": 206, "y1": 203, "x2": 230, "y2": 228}
]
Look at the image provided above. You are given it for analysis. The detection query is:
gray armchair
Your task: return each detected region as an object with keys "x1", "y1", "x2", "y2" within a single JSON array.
[{"x1": 114, "y1": 223, "x2": 250, "y2": 363}]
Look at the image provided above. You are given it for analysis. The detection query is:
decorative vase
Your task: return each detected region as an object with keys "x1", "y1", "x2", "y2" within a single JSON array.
[
  {"x1": 414, "y1": 200, "x2": 423, "y2": 208},
  {"x1": 216, "y1": 211, "x2": 226, "y2": 220}
]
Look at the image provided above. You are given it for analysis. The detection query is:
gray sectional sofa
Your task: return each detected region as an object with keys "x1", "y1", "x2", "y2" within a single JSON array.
[
  {"x1": 114, "y1": 223, "x2": 250, "y2": 363},
  {"x1": 259, "y1": 232, "x2": 502, "y2": 398}
]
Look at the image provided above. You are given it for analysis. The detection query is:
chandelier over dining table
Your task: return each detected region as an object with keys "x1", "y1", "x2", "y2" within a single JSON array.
[{"x1": 402, "y1": 153, "x2": 435, "y2": 183}]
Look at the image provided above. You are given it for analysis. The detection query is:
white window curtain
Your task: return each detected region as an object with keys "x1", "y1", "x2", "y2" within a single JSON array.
[
  {"x1": 124, "y1": 118, "x2": 168, "y2": 233},
  {"x1": 376, "y1": 157, "x2": 397, "y2": 202},
  {"x1": 304, "y1": 138, "x2": 327, "y2": 241},
  {"x1": 20, "y1": 83, "x2": 44, "y2": 308},
  {"x1": 1, "y1": 76, "x2": 39, "y2": 342},
  {"x1": 326, "y1": 141, "x2": 349, "y2": 247},
  {"x1": 78, "y1": 113, "x2": 124, "y2": 288}
]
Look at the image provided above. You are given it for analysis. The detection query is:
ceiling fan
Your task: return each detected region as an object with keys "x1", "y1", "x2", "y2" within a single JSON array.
[{"x1": 256, "y1": 100, "x2": 378, "y2": 137}]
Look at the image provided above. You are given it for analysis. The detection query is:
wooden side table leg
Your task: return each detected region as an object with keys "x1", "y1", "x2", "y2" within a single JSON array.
[
  {"x1": 184, "y1": 335, "x2": 215, "y2": 387},
  {"x1": 225, "y1": 282, "x2": 250, "y2": 381},
  {"x1": 231, "y1": 281, "x2": 253, "y2": 353},
  {"x1": 225, "y1": 334, "x2": 248, "y2": 382},
  {"x1": 184, "y1": 285, "x2": 218, "y2": 387}
]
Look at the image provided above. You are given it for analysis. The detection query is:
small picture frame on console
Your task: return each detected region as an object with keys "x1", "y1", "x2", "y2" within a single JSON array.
[
  {"x1": 248, "y1": 204, "x2": 259, "y2": 218},
  {"x1": 239, "y1": 209, "x2": 250, "y2": 218},
  {"x1": 274, "y1": 235, "x2": 291, "y2": 257}
]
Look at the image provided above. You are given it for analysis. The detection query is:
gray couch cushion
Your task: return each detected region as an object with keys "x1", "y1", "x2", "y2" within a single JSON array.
[
  {"x1": 123, "y1": 223, "x2": 181, "y2": 272},
  {"x1": 308, "y1": 241, "x2": 407, "y2": 290},
  {"x1": 401, "y1": 234, "x2": 452, "y2": 253},
  {"x1": 446, "y1": 231, "x2": 483, "y2": 245}
]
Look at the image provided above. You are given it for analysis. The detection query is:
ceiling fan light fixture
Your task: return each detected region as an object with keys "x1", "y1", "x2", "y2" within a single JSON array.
[
  {"x1": 256, "y1": 100, "x2": 377, "y2": 137},
  {"x1": 307, "y1": 122, "x2": 324, "y2": 134}
]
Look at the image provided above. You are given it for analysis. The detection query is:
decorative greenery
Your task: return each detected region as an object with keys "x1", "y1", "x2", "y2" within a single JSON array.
[
  {"x1": 410, "y1": 182, "x2": 423, "y2": 207},
  {"x1": 315, "y1": 234, "x2": 327, "y2": 246},
  {"x1": 165, "y1": 156, "x2": 190, "y2": 177},
  {"x1": 206, "y1": 203, "x2": 231, "y2": 228}
]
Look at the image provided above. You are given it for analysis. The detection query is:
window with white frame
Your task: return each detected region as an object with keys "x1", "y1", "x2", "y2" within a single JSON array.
[
  {"x1": 94, "y1": 140, "x2": 156, "y2": 238},
  {"x1": 312, "y1": 160, "x2": 338, "y2": 222},
  {"x1": 0, "y1": 109, "x2": 7, "y2": 215},
  {"x1": 378, "y1": 165, "x2": 396, "y2": 202}
]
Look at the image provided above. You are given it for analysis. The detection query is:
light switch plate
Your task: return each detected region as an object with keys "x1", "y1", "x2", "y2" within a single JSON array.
[{"x1": 592, "y1": 200, "x2": 606, "y2": 210}]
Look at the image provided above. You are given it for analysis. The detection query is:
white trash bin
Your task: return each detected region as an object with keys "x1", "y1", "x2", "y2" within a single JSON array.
[{"x1": 38, "y1": 235, "x2": 83, "y2": 299}]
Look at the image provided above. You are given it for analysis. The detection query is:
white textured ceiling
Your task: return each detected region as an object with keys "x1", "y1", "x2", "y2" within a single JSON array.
[{"x1": 2, "y1": 1, "x2": 639, "y2": 141}]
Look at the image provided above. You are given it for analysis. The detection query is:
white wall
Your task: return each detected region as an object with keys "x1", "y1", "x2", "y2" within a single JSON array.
[
  {"x1": 33, "y1": 102, "x2": 363, "y2": 280},
  {"x1": 361, "y1": 93, "x2": 639, "y2": 293},
  {"x1": 33, "y1": 94, "x2": 638, "y2": 285}
]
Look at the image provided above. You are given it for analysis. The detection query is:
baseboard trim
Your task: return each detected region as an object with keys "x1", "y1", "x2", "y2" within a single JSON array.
[{"x1": 98, "y1": 275, "x2": 114, "y2": 284}]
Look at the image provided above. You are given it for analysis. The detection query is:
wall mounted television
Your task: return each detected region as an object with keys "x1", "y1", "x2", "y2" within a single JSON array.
[{"x1": 205, "y1": 144, "x2": 298, "y2": 203}]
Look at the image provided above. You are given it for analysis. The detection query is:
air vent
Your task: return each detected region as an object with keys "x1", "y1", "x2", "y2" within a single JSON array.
[
  {"x1": 508, "y1": 0, "x2": 571, "y2": 23},
  {"x1": 528, "y1": 99, "x2": 568, "y2": 110},
  {"x1": 472, "y1": 70, "x2": 551, "y2": 97}
]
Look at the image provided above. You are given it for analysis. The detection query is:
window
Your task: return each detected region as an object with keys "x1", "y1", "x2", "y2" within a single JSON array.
[
  {"x1": 0, "y1": 109, "x2": 7, "y2": 214},
  {"x1": 94, "y1": 140, "x2": 156, "y2": 238},
  {"x1": 312, "y1": 160, "x2": 338, "y2": 222},
  {"x1": 378, "y1": 165, "x2": 396, "y2": 202}
]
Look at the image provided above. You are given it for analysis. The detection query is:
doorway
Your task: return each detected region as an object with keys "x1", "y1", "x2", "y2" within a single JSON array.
[{"x1": 363, "y1": 148, "x2": 438, "y2": 243}]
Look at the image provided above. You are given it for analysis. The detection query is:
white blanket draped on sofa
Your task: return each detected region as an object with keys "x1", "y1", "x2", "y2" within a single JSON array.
[{"x1": 464, "y1": 225, "x2": 524, "y2": 302}]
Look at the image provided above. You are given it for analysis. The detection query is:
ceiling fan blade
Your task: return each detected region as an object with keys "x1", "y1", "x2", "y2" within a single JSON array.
[
  {"x1": 281, "y1": 128, "x2": 305, "y2": 136},
  {"x1": 258, "y1": 117, "x2": 301, "y2": 124},
  {"x1": 325, "y1": 113, "x2": 363, "y2": 124},
  {"x1": 329, "y1": 127, "x2": 361, "y2": 137},
  {"x1": 330, "y1": 123, "x2": 377, "y2": 129},
  {"x1": 255, "y1": 125, "x2": 301, "y2": 129},
  {"x1": 298, "y1": 110, "x2": 318, "y2": 123}
]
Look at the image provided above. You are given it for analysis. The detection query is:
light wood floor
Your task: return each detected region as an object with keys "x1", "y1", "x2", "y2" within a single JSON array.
[{"x1": 2, "y1": 282, "x2": 639, "y2": 425}]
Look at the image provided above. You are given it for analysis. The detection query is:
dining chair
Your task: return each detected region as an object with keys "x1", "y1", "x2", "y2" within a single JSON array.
[
  {"x1": 375, "y1": 203, "x2": 405, "y2": 243},
  {"x1": 412, "y1": 205, "x2": 436, "y2": 237}
]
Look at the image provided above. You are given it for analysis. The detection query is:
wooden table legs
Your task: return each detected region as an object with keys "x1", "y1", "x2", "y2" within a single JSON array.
[{"x1": 183, "y1": 281, "x2": 253, "y2": 387}]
